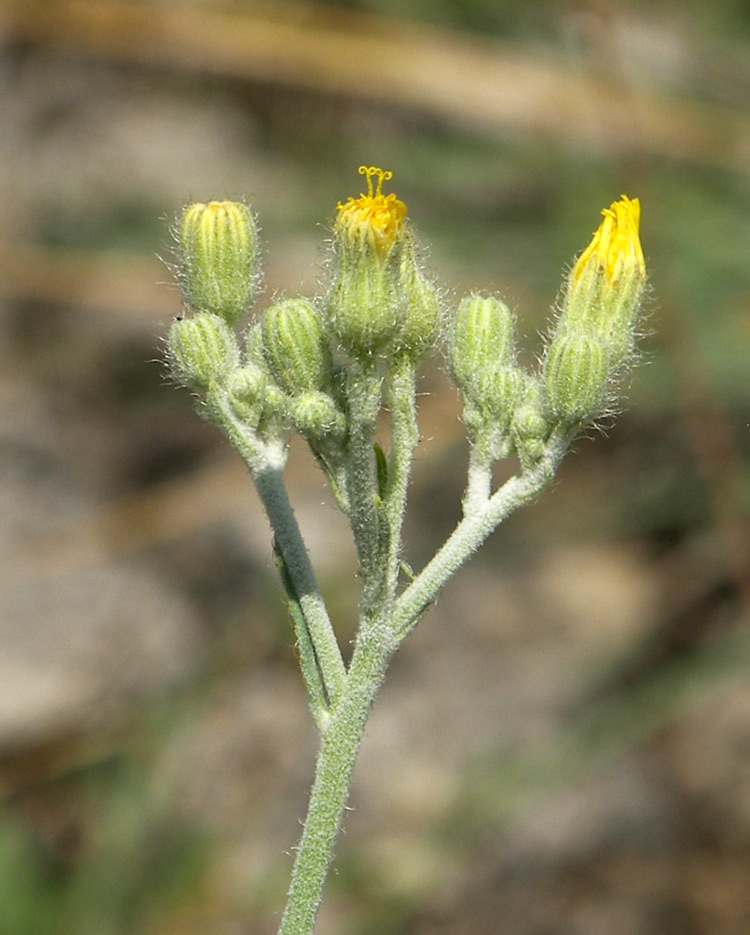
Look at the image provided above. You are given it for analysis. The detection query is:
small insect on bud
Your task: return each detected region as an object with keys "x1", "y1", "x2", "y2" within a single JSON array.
[
  {"x1": 168, "y1": 312, "x2": 240, "y2": 390},
  {"x1": 261, "y1": 298, "x2": 333, "y2": 396},
  {"x1": 180, "y1": 200, "x2": 260, "y2": 326}
]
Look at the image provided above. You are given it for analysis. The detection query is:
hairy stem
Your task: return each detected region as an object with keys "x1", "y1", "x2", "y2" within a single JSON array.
[
  {"x1": 254, "y1": 466, "x2": 347, "y2": 707},
  {"x1": 345, "y1": 358, "x2": 385, "y2": 606},
  {"x1": 211, "y1": 393, "x2": 346, "y2": 708},
  {"x1": 393, "y1": 437, "x2": 566, "y2": 641},
  {"x1": 462, "y1": 444, "x2": 493, "y2": 517},
  {"x1": 278, "y1": 630, "x2": 394, "y2": 935},
  {"x1": 384, "y1": 355, "x2": 419, "y2": 600}
]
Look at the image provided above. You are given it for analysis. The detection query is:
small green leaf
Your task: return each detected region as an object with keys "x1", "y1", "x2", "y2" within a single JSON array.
[{"x1": 374, "y1": 443, "x2": 388, "y2": 499}]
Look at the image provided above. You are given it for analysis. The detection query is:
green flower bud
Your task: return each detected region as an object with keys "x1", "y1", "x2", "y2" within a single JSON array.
[
  {"x1": 168, "y1": 313, "x2": 239, "y2": 390},
  {"x1": 451, "y1": 294, "x2": 516, "y2": 400},
  {"x1": 395, "y1": 238, "x2": 441, "y2": 358},
  {"x1": 227, "y1": 365, "x2": 266, "y2": 425},
  {"x1": 262, "y1": 298, "x2": 333, "y2": 395},
  {"x1": 483, "y1": 365, "x2": 526, "y2": 426},
  {"x1": 463, "y1": 364, "x2": 526, "y2": 459},
  {"x1": 328, "y1": 263, "x2": 400, "y2": 354},
  {"x1": 511, "y1": 376, "x2": 549, "y2": 466},
  {"x1": 544, "y1": 330, "x2": 609, "y2": 425},
  {"x1": 249, "y1": 376, "x2": 289, "y2": 440},
  {"x1": 262, "y1": 381, "x2": 289, "y2": 424},
  {"x1": 291, "y1": 391, "x2": 346, "y2": 441},
  {"x1": 180, "y1": 200, "x2": 260, "y2": 326},
  {"x1": 244, "y1": 321, "x2": 265, "y2": 365}
]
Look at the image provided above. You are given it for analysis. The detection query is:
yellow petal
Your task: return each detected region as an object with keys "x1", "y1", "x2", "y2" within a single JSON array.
[
  {"x1": 336, "y1": 166, "x2": 407, "y2": 256},
  {"x1": 573, "y1": 195, "x2": 645, "y2": 288}
]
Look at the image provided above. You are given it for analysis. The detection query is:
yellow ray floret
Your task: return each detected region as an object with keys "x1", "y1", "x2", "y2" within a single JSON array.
[
  {"x1": 573, "y1": 196, "x2": 645, "y2": 288},
  {"x1": 336, "y1": 166, "x2": 407, "y2": 256}
]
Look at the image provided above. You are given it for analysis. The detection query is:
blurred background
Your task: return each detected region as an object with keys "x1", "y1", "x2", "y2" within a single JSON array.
[{"x1": 1, "y1": 0, "x2": 749, "y2": 933}]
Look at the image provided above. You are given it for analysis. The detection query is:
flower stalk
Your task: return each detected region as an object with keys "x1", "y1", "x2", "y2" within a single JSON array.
[{"x1": 166, "y1": 174, "x2": 647, "y2": 935}]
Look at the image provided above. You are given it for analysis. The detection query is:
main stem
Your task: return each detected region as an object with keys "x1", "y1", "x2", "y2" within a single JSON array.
[{"x1": 278, "y1": 631, "x2": 394, "y2": 935}]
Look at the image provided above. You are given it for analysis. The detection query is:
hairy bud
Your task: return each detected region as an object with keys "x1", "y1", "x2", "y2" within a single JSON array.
[
  {"x1": 291, "y1": 391, "x2": 346, "y2": 442},
  {"x1": 542, "y1": 195, "x2": 646, "y2": 429},
  {"x1": 395, "y1": 237, "x2": 441, "y2": 358},
  {"x1": 544, "y1": 330, "x2": 609, "y2": 425},
  {"x1": 180, "y1": 200, "x2": 260, "y2": 325},
  {"x1": 261, "y1": 298, "x2": 333, "y2": 396},
  {"x1": 227, "y1": 365, "x2": 266, "y2": 426},
  {"x1": 168, "y1": 313, "x2": 239, "y2": 390},
  {"x1": 557, "y1": 196, "x2": 645, "y2": 366},
  {"x1": 451, "y1": 294, "x2": 516, "y2": 399}
]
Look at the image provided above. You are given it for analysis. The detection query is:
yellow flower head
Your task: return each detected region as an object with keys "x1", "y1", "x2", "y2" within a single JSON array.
[
  {"x1": 572, "y1": 195, "x2": 645, "y2": 288},
  {"x1": 336, "y1": 166, "x2": 407, "y2": 257},
  {"x1": 556, "y1": 195, "x2": 646, "y2": 377}
]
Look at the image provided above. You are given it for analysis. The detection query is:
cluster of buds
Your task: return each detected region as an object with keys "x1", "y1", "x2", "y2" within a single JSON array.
[
  {"x1": 449, "y1": 294, "x2": 527, "y2": 460},
  {"x1": 167, "y1": 170, "x2": 444, "y2": 453},
  {"x1": 167, "y1": 173, "x2": 646, "y2": 470},
  {"x1": 450, "y1": 195, "x2": 646, "y2": 463}
]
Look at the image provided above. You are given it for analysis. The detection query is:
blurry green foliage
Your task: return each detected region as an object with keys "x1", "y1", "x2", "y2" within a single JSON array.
[{"x1": 0, "y1": 756, "x2": 206, "y2": 935}]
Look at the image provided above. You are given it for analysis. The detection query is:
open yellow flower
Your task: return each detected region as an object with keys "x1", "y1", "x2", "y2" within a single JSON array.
[
  {"x1": 336, "y1": 166, "x2": 407, "y2": 257},
  {"x1": 572, "y1": 195, "x2": 645, "y2": 288}
]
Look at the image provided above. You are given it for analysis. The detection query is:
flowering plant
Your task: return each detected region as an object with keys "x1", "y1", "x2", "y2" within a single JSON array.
[{"x1": 167, "y1": 167, "x2": 646, "y2": 935}]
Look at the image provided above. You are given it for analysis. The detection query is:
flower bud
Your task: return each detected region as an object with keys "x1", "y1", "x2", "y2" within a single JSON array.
[
  {"x1": 168, "y1": 313, "x2": 239, "y2": 390},
  {"x1": 558, "y1": 196, "x2": 645, "y2": 368},
  {"x1": 328, "y1": 166, "x2": 408, "y2": 355},
  {"x1": 335, "y1": 166, "x2": 407, "y2": 259},
  {"x1": 328, "y1": 263, "x2": 399, "y2": 354},
  {"x1": 261, "y1": 381, "x2": 289, "y2": 430},
  {"x1": 511, "y1": 376, "x2": 550, "y2": 466},
  {"x1": 395, "y1": 238, "x2": 441, "y2": 358},
  {"x1": 180, "y1": 200, "x2": 260, "y2": 326},
  {"x1": 291, "y1": 391, "x2": 346, "y2": 441},
  {"x1": 226, "y1": 364, "x2": 266, "y2": 425},
  {"x1": 261, "y1": 298, "x2": 333, "y2": 395},
  {"x1": 451, "y1": 294, "x2": 516, "y2": 400},
  {"x1": 484, "y1": 365, "x2": 526, "y2": 425},
  {"x1": 544, "y1": 330, "x2": 609, "y2": 425}
]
